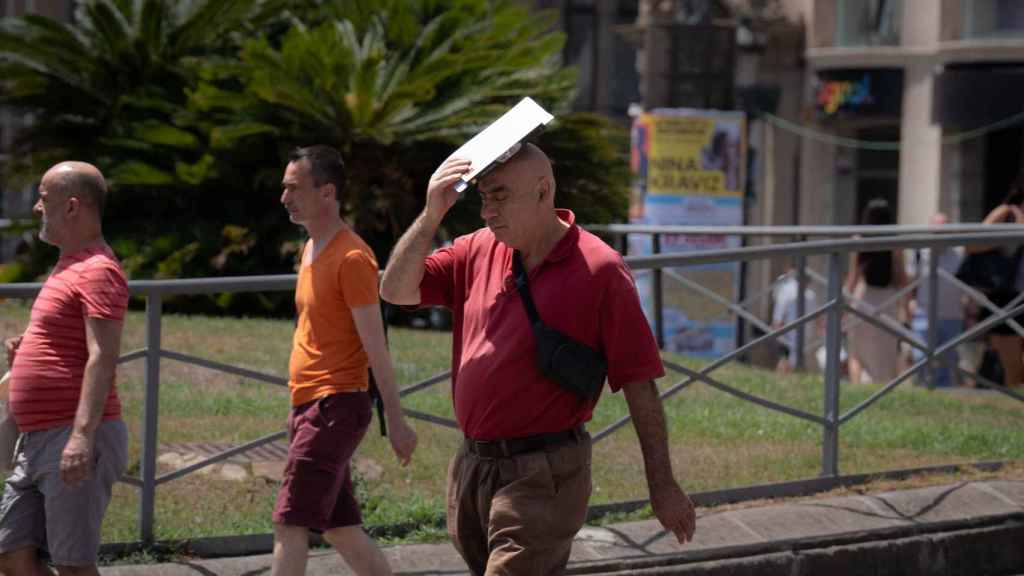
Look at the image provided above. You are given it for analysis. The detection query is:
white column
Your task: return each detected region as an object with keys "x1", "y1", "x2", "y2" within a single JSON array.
[
  {"x1": 897, "y1": 0, "x2": 942, "y2": 225},
  {"x1": 898, "y1": 60, "x2": 943, "y2": 225}
]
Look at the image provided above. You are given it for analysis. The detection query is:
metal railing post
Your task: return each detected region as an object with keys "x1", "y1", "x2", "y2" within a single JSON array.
[
  {"x1": 926, "y1": 248, "x2": 940, "y2": 389},
  {"x1": 653, "y1": 233, "x2": 664, "y2": 349},
  {"x1": 795, "y1": 239, "x2": 808, "y2": 371},
  {"x1": 139, "y1": 293, "x2": 162, "y2": 545},
  {"x1": 619, "y1": 232, "x2": 629, "y2": 256},
  {"x1": 822, "y1": 253, "x2": 843, "y2": 477}
]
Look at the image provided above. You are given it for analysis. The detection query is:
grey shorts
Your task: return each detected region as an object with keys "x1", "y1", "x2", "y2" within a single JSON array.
[{"x1": 0, "y1": 419, "x2": 128, "y2": 566}]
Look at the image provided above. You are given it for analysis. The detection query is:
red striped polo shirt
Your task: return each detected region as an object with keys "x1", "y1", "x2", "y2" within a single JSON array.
[{"x1": 10, "y1": 245, "x2": 127, "y2": 432}]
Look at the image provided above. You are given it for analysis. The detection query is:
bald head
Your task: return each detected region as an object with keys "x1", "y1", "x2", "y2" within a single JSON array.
[
  {"x1": 504, "y1": 143, "x2": 553, "y2": 182},
  {"x1": 930, "y1": 212, "x2": 948, "y2": 226},
  {"x1": 42, "y1": 161, "x2": 107, "y2": 216},
  {"x1": 487, "y1": 142, "x2": 556, "y2": 206},
  {"x1": 474, "y1": 143, "x2": 566, "y2": 250}
]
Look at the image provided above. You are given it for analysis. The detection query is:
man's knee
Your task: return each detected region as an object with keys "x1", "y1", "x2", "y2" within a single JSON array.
[
  {"x1": 0, "y1": 547, "x2": 45, "y2": 576},
  {"x1": 53, "y1": 565, "x2": 97, "y2": 576},
  {"x1": 321, "y1": 525, "x2": 364, "y2": 552},
  {"x1": 0, "y1": 545, "x2": 26, "y2": 573},
  {"x1": 273, "y1": 523, "x2": 309, "y2": 547}
]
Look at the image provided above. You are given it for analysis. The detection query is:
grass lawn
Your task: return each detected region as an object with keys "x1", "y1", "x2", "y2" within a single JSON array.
[{"x1": 1, "y1": 299, "x2": 1022, "y2": 546}]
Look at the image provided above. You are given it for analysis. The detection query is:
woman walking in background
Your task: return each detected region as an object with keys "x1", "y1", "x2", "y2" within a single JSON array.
[{"x1": 845, "y1": 198, "x2": 909, "y2": 385}]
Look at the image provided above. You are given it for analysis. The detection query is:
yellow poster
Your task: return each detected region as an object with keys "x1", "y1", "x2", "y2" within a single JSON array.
[
  {"x1": 630, "y1": 109, "x2": 747, "y2": 357},
  {"x1": 642, "y1": 113, "x2": 744, "y2": 197}
]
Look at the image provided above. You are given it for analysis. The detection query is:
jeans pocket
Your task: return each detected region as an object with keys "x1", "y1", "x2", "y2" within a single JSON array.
[
  {"x1": 545, "y1": 436, "x2": 591, "y2": 497},
  {"x1": 313, "y1": 395, "x2": 336, "y2": 429}
]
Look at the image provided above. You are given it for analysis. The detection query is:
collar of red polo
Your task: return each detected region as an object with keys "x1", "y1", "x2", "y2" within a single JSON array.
[{"x1": 543, "y1": 209, "x2": 579, "y2": 263}]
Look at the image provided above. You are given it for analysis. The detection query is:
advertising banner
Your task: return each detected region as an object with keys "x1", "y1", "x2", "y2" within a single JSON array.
[{"x1": 630, "y1": 109, "x2": 746, "y2": 358}]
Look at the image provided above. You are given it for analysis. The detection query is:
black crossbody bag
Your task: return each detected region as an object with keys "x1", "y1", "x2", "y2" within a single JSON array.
[{"x1": 512, "y1": 252, "x2": 607, "y2": 401}]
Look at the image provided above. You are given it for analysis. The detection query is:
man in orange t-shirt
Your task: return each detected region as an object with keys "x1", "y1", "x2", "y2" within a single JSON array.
[{"x1": 271, "y1": 146, "x2": 417, "y2": 576}]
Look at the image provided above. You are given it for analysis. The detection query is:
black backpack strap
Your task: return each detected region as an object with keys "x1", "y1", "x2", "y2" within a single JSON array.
[
  {"x1": 368, "y1": 301, "x2": 389, "y2": 437},
  {"x1": 512, "y1": 252, "x2": 543, "y2": 327}
]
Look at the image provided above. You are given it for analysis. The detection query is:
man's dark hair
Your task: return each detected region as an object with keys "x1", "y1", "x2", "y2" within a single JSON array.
[{"x1": 289, "y1": 145, "x2": 347, "y2": 203}]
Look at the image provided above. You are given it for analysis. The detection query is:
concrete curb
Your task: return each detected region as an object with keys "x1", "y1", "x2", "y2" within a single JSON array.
[
  {"x1": 99, "y1": 460, "x2": 1011, "y2": 561},
  {"x1": 566, "y1": 513, "x2": 1024, "y2": 575},
  {"x1": 587, "y1": 521, "x2": 1024, "y2": 575},
  {"x1": 100, "y1": 479, "x2": 1024, "y2": 576}
]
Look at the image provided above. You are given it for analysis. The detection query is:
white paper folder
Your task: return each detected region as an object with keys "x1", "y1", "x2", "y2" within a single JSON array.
[{"x1": 451, "y1": 97, "x2": 555, "y2": 193}]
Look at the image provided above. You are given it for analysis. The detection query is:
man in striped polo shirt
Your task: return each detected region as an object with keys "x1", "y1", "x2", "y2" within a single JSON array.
[{"x1": 1, "y1": 162, "x2": 129, "y2": 576}]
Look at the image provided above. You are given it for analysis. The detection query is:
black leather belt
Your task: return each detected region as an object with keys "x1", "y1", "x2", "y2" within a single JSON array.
[{"x1": 464, "y1": 426, "x2": 584, "y2": 459}]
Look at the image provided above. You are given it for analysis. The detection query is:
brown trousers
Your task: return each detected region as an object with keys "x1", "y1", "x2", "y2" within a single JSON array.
[{"x1": 446, "y1": 432, "x2": 592, "y2": 576}]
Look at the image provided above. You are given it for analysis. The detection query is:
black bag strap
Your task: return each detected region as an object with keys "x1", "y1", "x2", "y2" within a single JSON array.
[
  {"x1": 368, "y1": 301, "x2": 389, "y2": 437},
  {"x1": 512, "y1": 252, "x2": 543, "y2": 328}
]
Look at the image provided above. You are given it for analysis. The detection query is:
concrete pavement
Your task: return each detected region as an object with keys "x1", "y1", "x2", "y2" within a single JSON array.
[{"x1": 102, "y1": 479, "x2": 1024, "y2": 575}]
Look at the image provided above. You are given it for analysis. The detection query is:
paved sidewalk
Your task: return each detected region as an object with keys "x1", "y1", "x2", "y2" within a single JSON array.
[{"x1": 102, "y1": 480, "x2": 1024, "y2": 576}]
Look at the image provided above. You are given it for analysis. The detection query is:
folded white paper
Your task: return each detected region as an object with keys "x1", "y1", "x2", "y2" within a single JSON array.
[{"x1": 451, "y1": 97, "x2": 555, "y2": 193}]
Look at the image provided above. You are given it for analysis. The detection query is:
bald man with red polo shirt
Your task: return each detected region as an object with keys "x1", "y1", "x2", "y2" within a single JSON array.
[{"x1": 381, "y1": 143, "x2": 696, "y2": 575}]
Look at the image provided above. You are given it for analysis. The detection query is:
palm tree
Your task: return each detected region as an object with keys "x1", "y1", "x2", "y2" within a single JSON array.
[
  {"x1": 0, "y1": 0, "x2": 286, "y2": 185},
  {"x1": 0, "y1": 0, "x2": 631, "y2": 307},
  {"x1": 0, "y1": 0, "x2": 297, "y2": 292},
  {"x1": 193, "y1": 0, "x2": 626, "y2": 248}
]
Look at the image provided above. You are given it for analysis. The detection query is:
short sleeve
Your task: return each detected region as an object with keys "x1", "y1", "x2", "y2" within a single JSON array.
[
  {"x1": 599, "y1": 260, "x2": 665, "y2": 391},
  {"x1": 340, "y1": 249, "x2": 380, "y2": 308},
  {"x1": 419, "y1": 245, "x2": 458, "y2": 309},
  {"x1": 771, "y1": 281, "x2": 786, "y2": 326},
  {"x1": 77, "y1": 260, "x2": 128, "y2": 321}
]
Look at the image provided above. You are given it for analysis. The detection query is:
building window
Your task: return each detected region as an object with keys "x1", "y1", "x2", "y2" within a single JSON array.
[
  {"x1": 965, "y1": 0, "x2": 1024, "y2": 39},
  {"x1": 608, "y1": 0, "x2": 640, "y2": 118},
  {"x1": 836, "y1": 0, "x2": 902, "y2": 47},
  {"x1": 564, "y1": 0, "x2": 598, "y2": 111}
]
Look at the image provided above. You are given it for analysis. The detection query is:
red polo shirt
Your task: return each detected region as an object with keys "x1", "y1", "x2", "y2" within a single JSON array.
[{"x1": 419, "y1": 209, "x2": 664, "y2": 440}]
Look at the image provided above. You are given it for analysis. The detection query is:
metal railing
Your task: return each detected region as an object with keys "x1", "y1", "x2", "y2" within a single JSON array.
[
  {"x1": 603, "y1": 227, "x2": 1024, "y2": 472},
  {"x1": 591, "y1": 223, "x2": 1024, "y2": 372},
  {"x1": 2, "y1": 225, "x2": 1024, "y2": 545}
]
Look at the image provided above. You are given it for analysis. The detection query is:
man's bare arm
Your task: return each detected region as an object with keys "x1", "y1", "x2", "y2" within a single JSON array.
[
  {"x1": 623, "y1": 379, "x2": 696, "y2": 544},
  {"x1": 351, "y1": 304, "x2": 417, "y2": 465},
  {"x1": 380, "y1": 157, "x2": 470, "y2": 304},
  {"x1": 4, "y1": 335, "x2": 22, "y2": 369},
  {"x1": 62, "y1": 317, "x2": 122, "y2": 486},
  {"x1": 380, "y1": 212, "x2": 443, "y2": 305}
]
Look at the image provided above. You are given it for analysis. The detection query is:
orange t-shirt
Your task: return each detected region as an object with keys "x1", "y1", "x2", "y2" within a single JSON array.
[{"x1": 288, "y1": 229, "x2": 379, "y2": 406}]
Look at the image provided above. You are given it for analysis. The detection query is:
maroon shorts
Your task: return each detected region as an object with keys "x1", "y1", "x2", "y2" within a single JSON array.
[{"x1": 272, "y1": 392, "x2": 372, "y2": 532}]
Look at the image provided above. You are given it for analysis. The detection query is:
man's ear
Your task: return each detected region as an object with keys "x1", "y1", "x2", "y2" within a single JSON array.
[
  {"x1": 65, "y1": 195, "x2": 80, "y2": 217},
  {"x1": 320, "y1": 183, "x2": 336, "y2": 201},
  {"x1": 537, "y1": 177, "x2": 553, "y2": 203}
]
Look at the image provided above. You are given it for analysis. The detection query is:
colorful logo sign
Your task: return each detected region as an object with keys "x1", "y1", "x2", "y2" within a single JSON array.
[{"x1": 816, "y1": 74, "x2": 873, "y2": 116}]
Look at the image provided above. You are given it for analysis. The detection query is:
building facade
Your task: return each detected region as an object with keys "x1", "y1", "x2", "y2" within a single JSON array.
[{"x1": 803, "y1": 0, "x2": 1024, "y2": 226}]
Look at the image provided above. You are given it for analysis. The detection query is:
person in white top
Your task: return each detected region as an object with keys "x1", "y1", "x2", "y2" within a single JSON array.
[
  {"x1": 904, "y1": 213, "x2": 965, "y2": 388},
  {"x1": 771, "y1": 265, "x2": 819, "y2": 373}
]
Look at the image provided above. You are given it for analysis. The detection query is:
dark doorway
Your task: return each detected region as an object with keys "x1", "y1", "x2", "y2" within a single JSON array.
[
  {"x1": 855, "y1": 126, "x2": 901, "y2": 221},
  {"x1": 984, "y1": 126, "x2": 1024, "y2": 212}
]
